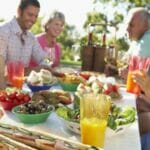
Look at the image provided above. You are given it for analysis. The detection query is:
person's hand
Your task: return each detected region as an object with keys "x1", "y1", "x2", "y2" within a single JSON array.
[
  {"x1": 133, "y1": 71, "x2": 150, "y2": 99},
  {"x1": 118, "y1": 65, "x2": 128, "y2": 80}
]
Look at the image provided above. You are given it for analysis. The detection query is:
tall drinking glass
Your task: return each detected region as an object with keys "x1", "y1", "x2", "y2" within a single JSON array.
[
  {"x1": 7, "y1": 61, "x2": 24, "y2": 89},
  {"x1": 126, "y1": 56, "x2": 149, "y2": 95},
  {"x1": 80, "y1": 93, "x2": 111, "y2": 148}
]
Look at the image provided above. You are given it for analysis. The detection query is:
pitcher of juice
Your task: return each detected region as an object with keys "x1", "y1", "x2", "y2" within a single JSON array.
[
  {"x1": 7, "y1": 61, "x2": 24, "y2": 89},
  {"x1": 80, "y1": 93, "x2": 111, "y2": 148}
]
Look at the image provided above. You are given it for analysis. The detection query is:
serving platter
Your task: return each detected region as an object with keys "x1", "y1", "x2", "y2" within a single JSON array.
[
  {"x1": 58, "y1": 114, "x2": 135, "y2": 137},
  {"x1": 56, "y1": 104, "x2": 136, "y2": 136}
]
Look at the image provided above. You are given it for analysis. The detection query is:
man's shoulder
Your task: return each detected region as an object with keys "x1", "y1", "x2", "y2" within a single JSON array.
[
  {"x1": 0, "y1": 21, "x2": 11, "y2": 33},
  {"x1": 143, "y1": 29, "x2": 150, "y2": 39},
  {"x1": 0, "y1": 21, "x2": 12, "y2": 38},
  {"x1": 140, "y1": 30, "x2": 150, "y2": 46},
  {"x1": 138, "y1": 29, "x2": 150, "y2": 56}
]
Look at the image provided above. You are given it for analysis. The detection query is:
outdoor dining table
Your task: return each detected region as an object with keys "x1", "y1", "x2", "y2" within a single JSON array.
[{"x1": 0, "y1": 83, "x2": 141, "y2": 150}]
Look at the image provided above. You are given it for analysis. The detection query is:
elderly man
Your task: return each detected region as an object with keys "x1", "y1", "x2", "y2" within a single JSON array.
[
  {"x1": 0, "y1": 0, "x2": 48, "y2": 89},
  {"x1": 119, "y1": 7, "x2": 150, "y2": 79}
]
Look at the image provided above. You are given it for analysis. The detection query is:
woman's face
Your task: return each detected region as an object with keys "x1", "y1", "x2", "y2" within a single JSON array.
[{"x1": 46, "y1": 18, "x2": 64, "y2": 38}]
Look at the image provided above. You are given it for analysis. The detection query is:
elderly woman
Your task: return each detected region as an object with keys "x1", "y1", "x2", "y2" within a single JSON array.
[{"x1": 30, "y1": 11, "x2": 65, "y2": 68}]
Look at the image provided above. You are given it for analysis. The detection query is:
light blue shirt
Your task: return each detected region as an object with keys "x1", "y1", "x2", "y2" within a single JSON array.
[{"x1": 128, "y1": 29, "x2": 150, "y2": 57}]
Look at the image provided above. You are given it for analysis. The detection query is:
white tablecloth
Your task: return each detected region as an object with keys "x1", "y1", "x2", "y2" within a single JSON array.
[{"x1": 0, "y1": 86, "x2": 141, "y2": 150}]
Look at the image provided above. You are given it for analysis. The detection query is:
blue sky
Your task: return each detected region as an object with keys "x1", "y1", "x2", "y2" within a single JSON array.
[{"x1": 0, "y1": 0, "x2": 93, "y2": 34}]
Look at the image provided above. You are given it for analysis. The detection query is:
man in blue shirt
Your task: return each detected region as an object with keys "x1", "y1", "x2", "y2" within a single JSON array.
[{"x1": 119, "y1": 7, "x2": 150, "y2": 79}]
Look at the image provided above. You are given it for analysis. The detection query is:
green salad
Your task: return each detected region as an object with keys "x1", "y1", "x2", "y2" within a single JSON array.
[{"x1": 56, "y1": 103, "x2": 136, "y2": 130}]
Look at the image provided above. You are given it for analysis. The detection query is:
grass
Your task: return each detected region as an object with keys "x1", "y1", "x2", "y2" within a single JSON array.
[{"x1": 60, "y1": 60, "x2": 81, "y2": 66}]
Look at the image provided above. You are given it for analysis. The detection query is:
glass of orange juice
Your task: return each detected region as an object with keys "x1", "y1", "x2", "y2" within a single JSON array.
[
  {"x1": 126, "y1": 70, "x2": 145, "y2": 95},
  {"x1": 7, "y1": 61, "x2": 24, "y2": 89},
  {"x1": 80, "y1": 93, "x2": 111, "y2": 148},
  {"x1": 126, "y1": 55, "x2": 147, "y2": 95}
]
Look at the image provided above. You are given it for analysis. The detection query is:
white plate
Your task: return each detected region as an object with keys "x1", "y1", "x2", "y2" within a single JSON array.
[
  {"x1": 59, "y1": 117, "x2": 80, "y2": 134},
  {"x1": 59, "y1": 116, "x2": 134, "y2": 136}
]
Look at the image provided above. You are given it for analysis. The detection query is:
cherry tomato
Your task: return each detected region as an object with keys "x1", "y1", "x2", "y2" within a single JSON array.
[
  {"x1": 0, "y1": 95, "x2": 6, "y2": 102},
  {"x1": 23, "y1": 94, "x2": 31, "y2": 102},
  {"x1": 8, "y1": 92, "x2": 17, "y2": 99},
  {"x1": 17, "y1": 93, "x2": 24, "y2": 100}
]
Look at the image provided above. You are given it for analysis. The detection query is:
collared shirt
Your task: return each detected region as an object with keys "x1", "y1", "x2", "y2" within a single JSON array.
[
  {"x1": 0, "y1": 17, "x2": 46, "y2": 67},
  {"x1": 128, "y1": 29, "x2": 150, "y2": 57}
]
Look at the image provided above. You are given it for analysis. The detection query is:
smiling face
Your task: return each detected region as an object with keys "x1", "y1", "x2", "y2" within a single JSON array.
[
  {"x1": 46, "y1": 18, "x2": 64, "y2": 38},
  {"x1": 17, "y1": 5, "x2": 40, "y2": 31}
]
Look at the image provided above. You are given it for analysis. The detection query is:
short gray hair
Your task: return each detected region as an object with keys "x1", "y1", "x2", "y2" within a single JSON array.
[{"x1": 42, "y1": 11, "x2": 65, "y2": 32}]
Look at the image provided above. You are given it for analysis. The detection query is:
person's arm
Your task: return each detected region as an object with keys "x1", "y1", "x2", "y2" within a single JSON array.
[
  {"x1": 25, "y1": 37, "x2": 52, "y2": 75},
  {"x1": 0, "y1": 55, "x2": 6, "y2": 89},
  {"x1": 31, "y1": 37, "x2": 47, "y2": 65},
  {"x1": 0, "y1": 30, "x2": 8, "y2": 90}
]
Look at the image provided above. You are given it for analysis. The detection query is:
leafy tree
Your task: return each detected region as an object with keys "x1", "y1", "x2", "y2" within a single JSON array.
[
  {"x1": 30, "y1": 17, "x2": 43, "y2": 34},
  {"x1": 93, "y1": 0, "x2": 150, "y2": 9},
  {"x1": 57, "y1": 24, "x2": 77, "y2": 60}
]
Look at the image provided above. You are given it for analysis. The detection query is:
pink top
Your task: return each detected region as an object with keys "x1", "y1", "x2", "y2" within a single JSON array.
[{"x1": 29, "y1": 33, "x2": 61, "y2": 68}]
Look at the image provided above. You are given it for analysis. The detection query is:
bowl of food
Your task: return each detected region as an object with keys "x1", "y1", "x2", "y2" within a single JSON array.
[
  {"x1": 0, "y1": 90, "x2": 31, "y2": 111},
  {"x1": 27, "y1": 69, "x2": 57, "y2": 92},
  {"x1": 12, "y1": 100, "x2": 54, "y2": 124},
  {"x1": 58, "y1": 73, "x2": 85, "y2": 92},
  {"x1": 27, "y1": 83, "x2": 55, "y2": 92},
  {"x1": 59, "y1": 82, "x2": 79, "y2": 92}
]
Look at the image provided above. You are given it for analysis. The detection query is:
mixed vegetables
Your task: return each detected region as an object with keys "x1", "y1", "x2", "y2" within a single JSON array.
[{"x1": 0, "y1": 88, "x2": 31, "y2": 106}]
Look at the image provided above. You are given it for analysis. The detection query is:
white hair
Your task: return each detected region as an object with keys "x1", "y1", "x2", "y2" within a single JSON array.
[
  {"x1": 128, "y1": 7, "x2": 150, "y2": 27},
  {"x1": 42, "y1": 10, "x2": 65, "y2": 32}
]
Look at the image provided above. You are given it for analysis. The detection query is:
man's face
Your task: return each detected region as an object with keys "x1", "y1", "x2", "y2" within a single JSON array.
[
  {"x1": 126, "y1": 12, "x2": 147, "y2": 41},
  {"x1": 18, "y1": 5, "x2": 40, "y2": 31}
]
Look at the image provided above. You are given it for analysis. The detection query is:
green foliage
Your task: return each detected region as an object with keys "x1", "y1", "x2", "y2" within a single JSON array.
[
  {"x1": 92, "y1": 0, "x2": 150, "y2": 10},
  {"x1": 57, "y1": 24, "x2": 77, "y2": 61},
  {"x1": 30, "y1": 17, "x2": 43, "y2": 35},
  {"x1": 83, "y1": 12, "x2": 108, "y2": 33},
  {"x1": 107, "y1": 37, "x2": 129, "y2": 52}
]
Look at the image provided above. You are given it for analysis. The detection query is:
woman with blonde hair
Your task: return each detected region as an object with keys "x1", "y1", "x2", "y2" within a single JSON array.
[{"x1": 30, "y1": 11, "x2": 65, "y2": 68}]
